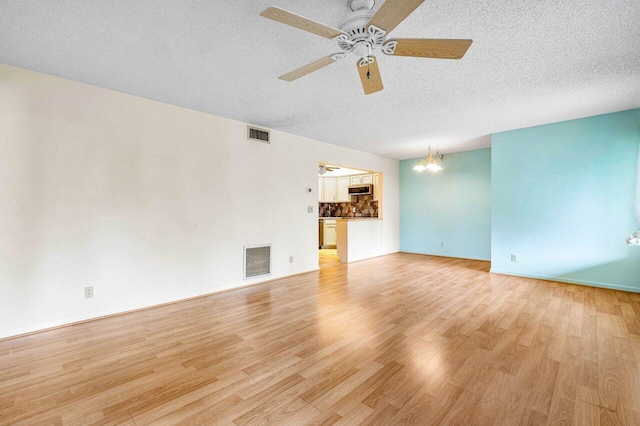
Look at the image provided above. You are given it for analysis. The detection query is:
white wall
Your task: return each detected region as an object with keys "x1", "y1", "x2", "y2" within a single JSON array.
[{"x1": 0, "y1": 64, "x2": 399, "y2": 339}]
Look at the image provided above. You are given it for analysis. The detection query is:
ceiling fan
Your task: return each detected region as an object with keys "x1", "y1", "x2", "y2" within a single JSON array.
[
  {"x1": 319, "y1": 165, "x2": 340, "y2": 175},
  {"x1": 260, "y1": 0, "x2": 472, "y2": 95}
]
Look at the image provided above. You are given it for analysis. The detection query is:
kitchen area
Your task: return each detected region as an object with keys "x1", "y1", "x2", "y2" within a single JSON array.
[{"x1": 318, "y1": 164, "x2": 383, "y2": 267}]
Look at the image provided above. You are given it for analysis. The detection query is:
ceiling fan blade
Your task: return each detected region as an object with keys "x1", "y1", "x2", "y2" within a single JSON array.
[
  {"x1": 389, "y1": 38, "x2": 473, "y2": 59},
  {"x1": 367, "y1": 0, "x2": 425, "y2": 34},
  {"x1": 357, "y1": 56, "x2": 384, "y2": 95},
  {"x1": 279, "y1": 55, "x2": 339, "y2": 82},
  {"x1": 260, "y1": 7, "x2": 345, "y2": 39}
]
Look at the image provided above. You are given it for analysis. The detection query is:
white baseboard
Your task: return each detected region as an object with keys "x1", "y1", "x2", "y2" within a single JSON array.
[
  {"x1": 490, "y1": 268, "x2": 640, "y2": 294},
  {"x1": 400, "y1": 250, "x2": 491, "y2": 262}
]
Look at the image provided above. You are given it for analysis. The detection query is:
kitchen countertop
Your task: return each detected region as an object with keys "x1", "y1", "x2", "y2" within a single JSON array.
[{"x1": 319, "y1": 217, "x2": 380, "y2": 220}]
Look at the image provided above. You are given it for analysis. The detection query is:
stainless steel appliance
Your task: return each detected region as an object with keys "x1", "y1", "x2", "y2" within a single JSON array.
[{"x1": 348, "y1": 184, "x2": 373, "y2": 196}]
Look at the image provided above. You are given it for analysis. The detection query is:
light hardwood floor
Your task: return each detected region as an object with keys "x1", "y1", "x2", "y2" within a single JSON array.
[
  {"x1": 1, "y1": 253, "x2": 640, "y2": 425},
  {"x1": 319, "y1": 249, "x2": 341, "y2": 269}
]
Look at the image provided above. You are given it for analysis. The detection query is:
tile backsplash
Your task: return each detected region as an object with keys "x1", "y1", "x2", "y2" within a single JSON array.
[{"x1": 319, "y1": 196, "x2": 378, "y2": 218}]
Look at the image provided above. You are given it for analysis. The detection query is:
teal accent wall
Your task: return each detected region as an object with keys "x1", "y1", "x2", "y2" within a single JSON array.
[
  {"x1": 400, "y1": 148, "x2": 492, "y2": 260},
  {"x1": 492, "y1": 109, "x2": 640, "y2": 292}
]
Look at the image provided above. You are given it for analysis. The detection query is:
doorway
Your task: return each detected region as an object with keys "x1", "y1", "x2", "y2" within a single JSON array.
[{"x1": 317, "y1": 162, "x2": 382, "y2": 269}]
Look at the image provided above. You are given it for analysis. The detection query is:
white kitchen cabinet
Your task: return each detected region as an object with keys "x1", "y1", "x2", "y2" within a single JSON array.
[
  {"x1": 323, "y1": 219, "x2": 337, "y2": 247},
  {"x1": 323, "y1": 177, "x2": 336, "y2": 201},
  {"x1": 318, "y1": 177, "x2": 324, "y2": 201},
  {"x1": 350, "y1": 173, "x2": 372, "y2": 185},
  {"x1": 336, "y1": 177, "x2": 350, "y2": 202}
]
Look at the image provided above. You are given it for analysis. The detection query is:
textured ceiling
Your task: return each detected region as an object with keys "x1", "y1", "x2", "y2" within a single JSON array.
[{"x1": 0, "y1": 0, "x2": 638, "y2": 159}]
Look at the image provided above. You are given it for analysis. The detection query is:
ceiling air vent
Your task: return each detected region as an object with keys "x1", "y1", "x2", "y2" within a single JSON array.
[
  {"x1": 247, "y1": 126, "x2": 270, "y2": 143},
  {"x1": 244, "y1": 244, "x2": 271, "y2": 279}
]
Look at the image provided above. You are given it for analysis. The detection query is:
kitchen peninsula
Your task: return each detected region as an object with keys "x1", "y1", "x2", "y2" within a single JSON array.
[{"x1": 336, "y1": 217, "x2": 383, "y2": 263}]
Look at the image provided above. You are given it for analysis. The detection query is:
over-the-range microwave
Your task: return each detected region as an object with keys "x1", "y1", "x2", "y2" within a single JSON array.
[{"x1": 348, "y1": 184, "x2": 373, "y2": 196}]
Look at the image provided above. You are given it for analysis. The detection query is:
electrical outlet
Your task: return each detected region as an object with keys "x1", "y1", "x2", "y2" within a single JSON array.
[
  {"x1": 84, "y1": 286, "x2": 94, "y2": 298},
  {"x1": 511, "y1": 254, "x2": 517, "y2": 262},
  {"x1": 307, "y1": 206, "x2": 313, "y2": 213},
  {"x1": 289, "y1": 256, "x2": 294, "y2": 263}
]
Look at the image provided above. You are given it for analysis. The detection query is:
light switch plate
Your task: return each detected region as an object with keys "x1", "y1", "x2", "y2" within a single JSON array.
[{"x1": 307, "y1": 206, "x2": 313, "y2": 213}]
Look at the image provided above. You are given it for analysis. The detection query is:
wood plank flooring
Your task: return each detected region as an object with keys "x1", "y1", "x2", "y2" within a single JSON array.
[
  {"x1": 1, "y1": 253, "x2": 640, "y2": 425},
  {"x1": 319, "y1": 249, "x2": 340, "y2": 269}
]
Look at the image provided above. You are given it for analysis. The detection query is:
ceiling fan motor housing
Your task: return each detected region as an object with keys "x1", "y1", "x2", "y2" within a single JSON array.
[
  {"x1": 338, "y1": 10, "x2": 375, "y2": 38},
  {"x1": 337, "y1": 10, "x2": 381, "y2": 59},
  {"x1": 336, "y1": 10, "x2": 389, "y2": 62}
]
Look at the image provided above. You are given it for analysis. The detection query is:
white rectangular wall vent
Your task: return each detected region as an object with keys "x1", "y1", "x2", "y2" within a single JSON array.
[
  {"x1": 247, "y1": 126, "x2": 270, "y2": 143},
  {"x1": 244, "y1": 244, "x2": 271, "y2": 279}
]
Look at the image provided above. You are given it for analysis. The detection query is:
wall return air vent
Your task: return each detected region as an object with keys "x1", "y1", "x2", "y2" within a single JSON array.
[
  {"x1": 247, "y1": 126, "x2": 270, "y2": 143},
  {"x1": 244, "y1": 244, "x2": 272, "y2": 279}
]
